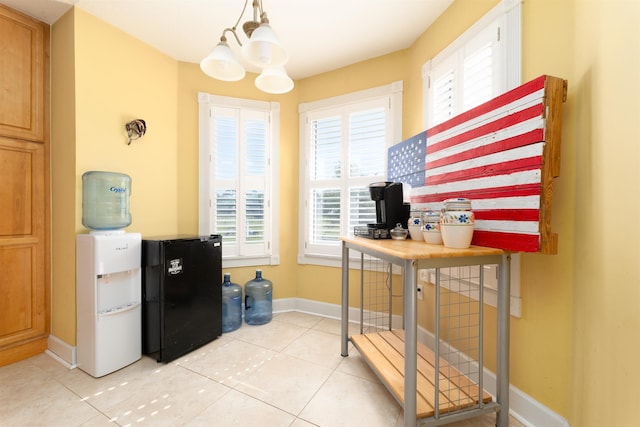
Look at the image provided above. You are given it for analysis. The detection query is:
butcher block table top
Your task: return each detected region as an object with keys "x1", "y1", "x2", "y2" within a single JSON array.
[{"x1": 341, "y1": 236, "x2": 505, "y2": 260}]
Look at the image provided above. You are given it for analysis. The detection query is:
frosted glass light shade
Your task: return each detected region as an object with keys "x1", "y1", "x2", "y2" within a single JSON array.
[
  {"x1": 255, "y1": 67, "x2": 294, "y2": 94},
  {"x1": 242, "y1": 24, "x2": 288, "y2": 68},
  {"x1": 200, "y1": 41, "x2": 246, "y2": 81}
]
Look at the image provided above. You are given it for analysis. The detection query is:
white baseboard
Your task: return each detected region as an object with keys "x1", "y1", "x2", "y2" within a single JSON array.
[
  {"x1": 277, "y1": 297, "x2": 570, "y2": 427},
  {"x1": 507, "y1": 382, "x2": 570, "y2": 427},
  {"x1": 274, "y1": 297, "x2": 370, "y2": 326},
  {"x1": 46, "y1": 334, "x2": 77, "y2": 368}
]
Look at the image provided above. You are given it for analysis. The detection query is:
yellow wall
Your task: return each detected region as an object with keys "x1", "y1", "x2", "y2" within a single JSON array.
[
  {"x1": 49, "y1": 0, "x2": 640, "y2": 425},
  {"x1": 50, "y1": 8, "x2": 76, "y2": 345},
  {"x1": 74, "y1": 9, "x2": 179, "y2": 236},
  {"x1": 571, "y1": 1, "x2": 640, "y2": 425},
  {"x1": 511, "y1": 0, "x2": 577, "y2": 404},
  {"x1": 51, "y1": 7, "x2": 180, "y2": 343}
]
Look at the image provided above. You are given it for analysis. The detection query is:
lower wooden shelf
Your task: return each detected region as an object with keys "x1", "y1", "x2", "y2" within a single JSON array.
[{"x1": 351, "y1": 330, "x2": 492, "y2": 419}]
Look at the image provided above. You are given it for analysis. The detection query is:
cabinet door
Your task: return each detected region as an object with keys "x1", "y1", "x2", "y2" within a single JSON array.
[
  {"x1": 0, "y1": 5, "x2": 47, "y2": 142},
  {"x1": 0, "y1": 137, "x2": 48, "y2": 364}
]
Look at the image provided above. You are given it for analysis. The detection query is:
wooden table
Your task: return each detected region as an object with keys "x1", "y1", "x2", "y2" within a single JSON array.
[{"x1": 340, "y1": 237, "x2": 511, "y2": 426}]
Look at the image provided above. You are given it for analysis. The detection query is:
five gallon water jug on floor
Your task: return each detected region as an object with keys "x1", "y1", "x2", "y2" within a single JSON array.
[
  {"x1": 221, "y1": 273, "x2": 242, "y2": 333},
  {"x1": 82, "y1": 171, "x2": 132, "y2": 230},
  {"x1": 244, "y1": 269, "x2": 272, "y2": 325}
]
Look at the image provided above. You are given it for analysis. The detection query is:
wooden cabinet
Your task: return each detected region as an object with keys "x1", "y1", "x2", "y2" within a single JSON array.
[
  {"x1": 0, "y1": 5, "x2": 47, "y2": 142},
  {"x1": 0, "y1": 4, "x2": 50, "y2": 367}
]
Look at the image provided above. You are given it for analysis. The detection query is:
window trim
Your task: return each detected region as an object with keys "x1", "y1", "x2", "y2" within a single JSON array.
[
  {"x1": 198, "y1": 92, "x2": 280, "y2": 268},
  {"x1": 298, "y1": 81, "x2": 403, "y2": 267}
]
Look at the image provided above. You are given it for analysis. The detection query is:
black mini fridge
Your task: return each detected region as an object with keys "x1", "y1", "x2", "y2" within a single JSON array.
[{"x1": 142, "y1": 235, "x2": 222, "y2": 362}]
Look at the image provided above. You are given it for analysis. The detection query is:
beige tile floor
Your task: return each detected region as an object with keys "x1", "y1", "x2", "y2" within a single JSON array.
[{"x1": 0, "y1": 312, "x2": 525, "y2": 426}]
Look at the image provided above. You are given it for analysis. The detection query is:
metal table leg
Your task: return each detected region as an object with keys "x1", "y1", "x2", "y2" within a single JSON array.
[
  {"x1": 496, "y1": 254, "x2": 511, "y2": 427},
  {"x1": 403, "y1": 259, "x2": 418, "y2": 427},
  {"x1": 341, "y1": 241, "x2": 349, "y2": 357}
]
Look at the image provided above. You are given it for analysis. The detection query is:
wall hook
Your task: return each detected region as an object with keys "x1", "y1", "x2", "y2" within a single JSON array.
[{"x1": 125, "y1": 119, "x2": 146, "y2": 145}]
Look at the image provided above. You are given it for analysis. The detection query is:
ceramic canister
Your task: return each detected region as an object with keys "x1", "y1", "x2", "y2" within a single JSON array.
[
  {"x1": 441, "y1": 198, "x2": 475, "y2": 225},
  {"x1": 408, "y1": 209, "x2": 424, "y2": 241},
  {"x1": 421, "y1": 210, "x2": 442, "y2": 244},
  {"x1": 440, "y1": 198, "x2": 475, "y2": 248}
]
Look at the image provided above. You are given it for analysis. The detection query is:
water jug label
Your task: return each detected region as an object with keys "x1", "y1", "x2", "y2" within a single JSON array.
[{"x1": 168, "y1": 258, "x2": 183, "y2": 275}]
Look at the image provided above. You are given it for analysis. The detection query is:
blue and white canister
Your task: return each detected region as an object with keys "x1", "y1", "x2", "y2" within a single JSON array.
[
  {"x1": 408, "y1": 209, "x2": 425, "y2": 241},
  {"x1": 441, "y1": 198, "x2": 475, "y2": 225},
  {"x1": 421, "y1": 210, "x2": 442, "y2": 244},
  {"x1": 440, "y1": 198, "x2": 475, "y2": 248}
]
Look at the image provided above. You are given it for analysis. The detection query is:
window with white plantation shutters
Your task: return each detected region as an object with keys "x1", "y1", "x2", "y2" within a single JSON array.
[
  {"x1": 198, "y1": 93, "x2": 280, "y2": 268},
  {"x1": 423, "y1": 0, "x2": 521, "y2": 128},
  {"x1": 299, "y1": 82, "x2": 402, "y2": 264},
  {"x1": 210, "y1": 107, "x2": 268, "y2": 257}
]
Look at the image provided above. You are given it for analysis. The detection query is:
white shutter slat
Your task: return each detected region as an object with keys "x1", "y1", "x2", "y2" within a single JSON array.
[
  {"x1": 463, "y1": 41, "x2": 493, "y2": 111},
  {"x1": 312, "y1": 188, "x2": 341, "y2": 243},
  {"x1": 215, "y1": 116, "x2": 238, "y2": 180},
  {"x1": 245, "y1": 118, "x2": 266, "y2": 176},
  {"x1": 348, "y1": 187, "x2": 377, "y2": 234},
  {"x1": 433, "y1": 69, "x2": 455, "y2": 125},
  {"x1": 312, "y1": 117, "x2": 342, "y2": 180},
  {"x1": 215, "y1": 189, "x2": 237, "y2": 245},
  {"x1": 245, "y1": 190, "x2": 265, "y2": 243},
  {"x1": 350, "y1": 107, "x2": 386, "y2": 177}
]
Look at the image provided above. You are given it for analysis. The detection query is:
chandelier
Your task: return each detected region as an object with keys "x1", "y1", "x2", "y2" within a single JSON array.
[{"x1": 200, "y1": 0, "x2": 294, "y2": 94}]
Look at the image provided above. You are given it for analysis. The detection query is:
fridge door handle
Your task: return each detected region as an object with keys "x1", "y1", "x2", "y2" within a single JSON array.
[{"x1": 99, "y1": 301, "x2": 141, "y2": 317}]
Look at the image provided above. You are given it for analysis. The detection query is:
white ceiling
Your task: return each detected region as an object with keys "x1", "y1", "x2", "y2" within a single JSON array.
[{"x1": 4, "y1": 0, "x2": 453, "y2": 79}]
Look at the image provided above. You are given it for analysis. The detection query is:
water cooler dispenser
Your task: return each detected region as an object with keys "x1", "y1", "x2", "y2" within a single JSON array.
[{"x1": 76, "y1": 231, "x2": 142, "y2": 377}]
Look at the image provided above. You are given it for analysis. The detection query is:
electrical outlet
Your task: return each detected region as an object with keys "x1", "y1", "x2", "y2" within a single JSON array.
[{"x1": 417, "y1": 284, "x2": 424, "y2": 300}]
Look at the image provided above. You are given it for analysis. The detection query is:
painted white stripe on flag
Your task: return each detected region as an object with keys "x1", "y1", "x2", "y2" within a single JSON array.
[
  {"x1": 410, "y1": 170, "x2": 542, "y2": 197},
  {"x1": 425, "y1": 143, "x2": 544, "y2": 178},
  {"x1": 475, "y1": 220, "x2": 540, "y2": 233},
  {"x1": 425, "y1": 117, "x2": 545, "y2": 164},
  {"x1": 412, "y1": 195, "x2": 541, "y2": 212},
  {"x1": 427, "y1": 88, "x2": 546, "y2": 146}
]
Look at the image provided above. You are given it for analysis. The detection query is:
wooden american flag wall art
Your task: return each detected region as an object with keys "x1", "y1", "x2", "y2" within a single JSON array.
[{"x1": 388, "y1": 75, "x2": 568, "y2": 254}]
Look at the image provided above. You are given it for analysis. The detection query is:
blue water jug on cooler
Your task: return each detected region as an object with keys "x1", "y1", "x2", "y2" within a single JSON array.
[
  {"x1": 244, "y1": 269, "x2": 272, "y2": 325},
  {"x1": 221, "y1": 273, "x2": 242, "y2": 333},
  {"x1": 82, "y1": 171, "x2": 132, "y2": 230}
]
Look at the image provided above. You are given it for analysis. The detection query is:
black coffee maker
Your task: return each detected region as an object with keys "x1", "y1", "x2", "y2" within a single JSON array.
[{"x1": 355, "y1": 181, "x2": 410, "y2": 239}]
